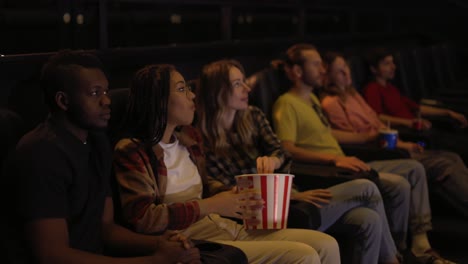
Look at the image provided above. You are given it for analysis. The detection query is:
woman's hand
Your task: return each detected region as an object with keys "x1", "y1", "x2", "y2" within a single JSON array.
[
  {"x1": 365, "y1": 130, "x2": 379, "y2": 142},
  {"x1": 256, "y1": 156, "x2": 281, "y2": 174},
  {"x1": 290, "y1": 189, "x2": 332, "y2": 208},
  {"x1": 208, "y1": 187, "x2": 264, "y2": 222},
  {"x1": 238, "y1": 190, "x2": 264, "y2": 226}
]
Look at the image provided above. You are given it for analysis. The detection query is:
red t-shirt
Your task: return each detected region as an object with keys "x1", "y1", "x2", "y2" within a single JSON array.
[{"x1": 363, "y1": 81, "x2": 419, "y2": 119}]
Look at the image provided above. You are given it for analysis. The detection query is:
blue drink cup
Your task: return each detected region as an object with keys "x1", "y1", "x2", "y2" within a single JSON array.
[{"x1": 379, "y1": 129, "x2": 398, "y2": 149}]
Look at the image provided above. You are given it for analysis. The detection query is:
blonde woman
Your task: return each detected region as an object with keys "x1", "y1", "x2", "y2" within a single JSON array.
[{"x1": 196, "y1": 59, "x2": 400, "y2": 264}]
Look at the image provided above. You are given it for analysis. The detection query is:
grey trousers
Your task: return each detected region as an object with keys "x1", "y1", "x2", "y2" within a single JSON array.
[
  {"x1": 318, "y1": 179, "x2": 398, "y2": 263},
  {"x1": 413, "y1": 150, "x2": 468, "y2": 218},
  {"x1": 367, "y1": 159, "x2": 432, "y2": 251}
]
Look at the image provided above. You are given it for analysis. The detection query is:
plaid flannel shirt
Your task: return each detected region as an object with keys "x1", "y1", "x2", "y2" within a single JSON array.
[
  {"x1": 205, "y1": 106, "x2": 292, "y2": 190},
  {"x1": 113, "y1": 126, "x2": 225, "y2": 234}
]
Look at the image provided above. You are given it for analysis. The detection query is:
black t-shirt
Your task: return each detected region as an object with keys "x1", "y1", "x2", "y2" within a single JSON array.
[{"x1": 10, "y1": 117, "x2": 111, "y2": 255}]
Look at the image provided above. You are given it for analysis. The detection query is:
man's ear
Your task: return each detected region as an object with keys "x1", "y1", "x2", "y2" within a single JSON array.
[
  {"x1": 370, "y1": 66, "x2": 377, "y2": 75},
  {"x1": 55, "y1": 91, "x2": 69, "y2": 111},
  {"x1": 292, "y1": 64, "x2": 303, "y2": 78}
]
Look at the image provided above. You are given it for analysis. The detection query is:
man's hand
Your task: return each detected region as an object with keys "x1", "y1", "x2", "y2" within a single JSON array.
[
  {"x1": 449, "y1": 110, "x2": 468, "y2": 128},
  {"x1": 165, "y1": 230, "x2": 194, "y2": 249},
  {"x1": 334, "y1": 156, "x2": 370, "y2": 171},
  {"x1": 155, "y1": 231, "x2": 201, "y2": 264},
  {"x1": 398, "y1": 141, "x2": 424, "y2": 154},
  {"x1": 420, "y1": 118, "x2": 432, "y2": 130},
  {"x1": 290, "y1": 189, "x2": 332, "y2": 208},
  {"x1": 410, "y1": 118, "x2": 432, "y2": 130}
]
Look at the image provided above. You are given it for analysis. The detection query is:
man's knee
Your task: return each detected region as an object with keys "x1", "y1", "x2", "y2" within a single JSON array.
[
  {"x1": 359, "y1": 208, "x2": 381, "y2": 231},
  {"x1": 405, "y1": 159, "x2": 423, "y2": 167},
  {"x1": 347, "y1": 208, "x2": 382, "y2": 238},
  {"x1": 439, "y1": 150, "x2": 462, "y2": 162},
  {"x1": 406, "y1": 159, "x2": 425, "y2": 175},
  {"x1": 381, "y1": 173, "x2": 411, "y2": 191},
  {"x1": 380, "y1": 173, "x2": 411, "y2": 204},
  {"x1": 352, "y1": 178, "x2": 380, "y2": 194}
]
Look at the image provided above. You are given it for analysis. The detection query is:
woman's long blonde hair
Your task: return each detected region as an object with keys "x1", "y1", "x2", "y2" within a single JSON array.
[{"x1": 196, "y1": 59, "x2": 254, "y2": 157}]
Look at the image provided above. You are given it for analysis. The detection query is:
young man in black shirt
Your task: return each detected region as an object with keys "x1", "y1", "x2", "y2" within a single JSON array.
[{"x1": 7, "y1": 50, "x2": 200, "y2": 264}]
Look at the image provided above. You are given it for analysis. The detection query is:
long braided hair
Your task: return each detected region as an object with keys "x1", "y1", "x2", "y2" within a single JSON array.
[{"x1": 119, "y1": 64, "x2": 175, "y2": 146}]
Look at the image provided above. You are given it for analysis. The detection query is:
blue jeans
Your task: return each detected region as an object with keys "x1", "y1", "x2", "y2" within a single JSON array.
[
  {"x1": 368, "y1": 159, "x2": 432, "y2": 251},
  {"x1": 318, "y1": 179, "x2": 397, "y2": 263},
  {"x1": 413, "y1": 150, "x2": 468, "y2": 218}
]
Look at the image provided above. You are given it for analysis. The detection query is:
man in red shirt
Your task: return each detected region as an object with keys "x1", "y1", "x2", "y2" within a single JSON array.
[
  {"x1": 363, "y1": 48, "x2": 467, "y2": 130},
  {"x1": 363, "y1": 46, "x2": 468, "y2": 191}
]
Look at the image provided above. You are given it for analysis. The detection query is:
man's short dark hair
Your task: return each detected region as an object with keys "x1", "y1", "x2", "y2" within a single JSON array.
[
  {"x1": 40, "y1": 49, "x2": 106, "y2": 111},
  {"x1": 365, "y1": 47, "x2": 394, "y2": 69},
  {"x1": 285, "y1": 43, "x2": 317, "y2": 67}
]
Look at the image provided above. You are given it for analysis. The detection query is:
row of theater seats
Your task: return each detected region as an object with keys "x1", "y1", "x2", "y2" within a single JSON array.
[
  {"x1": 6, "y1": 41, "x2": 466, "y2": 134},
  {"x1": 4, "y1": 40, "x2": 466, "y2": 188},
  {"x1": 0, "y1": 101, "x2": 428, "y2": 263},
  {"x1": 1, "y1": 40, "x2": 466, "y2": 210},
  {"x1": 0, "y1": 35, "x2": 447, "y2": 128},
  {"x1": 1, "y1": 40, "x2": 466, "y2": 261},
  {"x1": 0, "y1": 92, "x2": 405, "y2": 256}
]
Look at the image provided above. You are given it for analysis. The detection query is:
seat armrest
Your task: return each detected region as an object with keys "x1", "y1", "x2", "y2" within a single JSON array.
[
  {"x1": 395, "y1": 126, "x2": 435, "y2": 148},
  {"x1": 290, "y1": 162, "x2": 380, "y2": 190},
  {"x1": 340, "y1": 143, "x2": 410, "y2": 162},
  {"x1": 288, "y1": 201, "x2": 321, "y2": 230}
]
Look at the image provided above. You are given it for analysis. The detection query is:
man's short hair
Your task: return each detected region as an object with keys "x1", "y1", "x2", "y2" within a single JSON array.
[
  {"x1": 40, "y1": 49, "x2": 106, "y2": 111},
  {"x1": 365, "y1": 47, "x2": 394, "y2": 69},
  {"x1": 285, "y1": 43, "x2": 317, "y2": 67}
]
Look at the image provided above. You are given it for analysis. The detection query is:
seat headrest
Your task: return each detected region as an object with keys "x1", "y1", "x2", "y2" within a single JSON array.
[
  {"x1": 0, "y1": 109, "x2": 26, "y2": 169},
  {"x1": 108, "y1": 88, "x2": 130, "y2": 140},
  {"x1": 248, "y1": 67, "x2": 284, "y2": 123}
]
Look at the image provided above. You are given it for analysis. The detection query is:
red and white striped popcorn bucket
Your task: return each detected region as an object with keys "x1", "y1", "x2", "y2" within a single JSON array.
[{"x1": 235, "y1": 174, "x2": 294, "y2": 230}]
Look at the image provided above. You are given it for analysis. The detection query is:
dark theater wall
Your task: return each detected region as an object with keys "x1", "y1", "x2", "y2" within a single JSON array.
[
  {"x1": 0, "y1": 0, "x2": 467, "y2": 54},
  {"x1": 1, "y1": 0, "x2": 468, "y2": 129}
]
